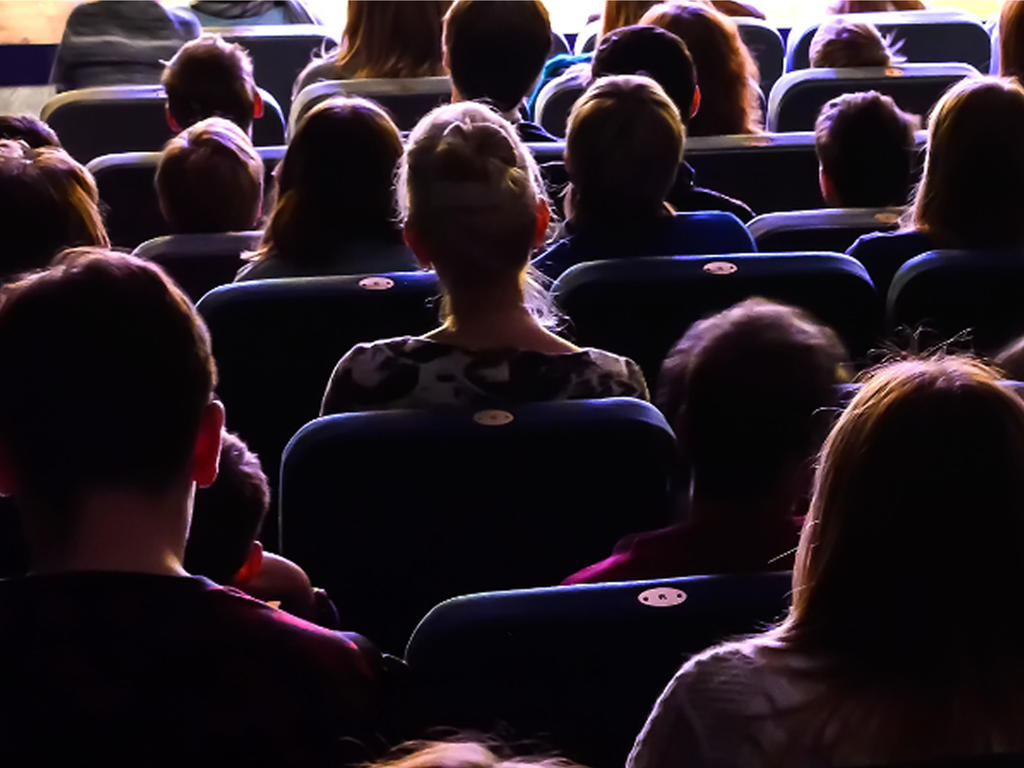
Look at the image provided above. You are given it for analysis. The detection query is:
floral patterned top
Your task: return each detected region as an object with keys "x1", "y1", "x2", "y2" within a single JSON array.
[{"x1": 321, "y1": 336, "x2": 649, "y2": 414}]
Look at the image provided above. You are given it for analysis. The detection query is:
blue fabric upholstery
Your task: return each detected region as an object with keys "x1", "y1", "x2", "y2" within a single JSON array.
[
  {"x1": 750, "y1": 207, "x2": 903, "y2": 253},
  {"x1": 289, "y1": 77, "x2": 451, "y2": 135},
  {"x1": 846, "y1": 228, "x2": 935, "y2": 298},
  {"x1": 132, "y1": 231, "x2": 262, "y2": 302}
]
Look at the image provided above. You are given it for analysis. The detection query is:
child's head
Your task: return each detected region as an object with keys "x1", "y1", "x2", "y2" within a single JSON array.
[
  {"x1": 186, "y1": 431, "x2": 269, "y2": 585},
  {"x1": 338, "y1": 0, "x2": 449, "y2": 79},
  {"x1": 443, "y1": 0, "x2": 551, "y2": 114},
  {"x1": 809, "y1": 19, "x2": 894, "y2": 68},
  {"x1": 591, "y1": 25, "x2": 699, "y2": 125},
  {"x1": 565, "y1": 75, "x2": 682, "y2": 230},
  {"x1": 656, "y1": 298, "x2": 848, "y2": 509},
  {"x1": 815, "y1": 91, "x2": 919, "y2": 208},
  {"x1": 162, "y1": 33, "x2": 262, "y2": 133},
  {"x1": 913, "y1": 76, "x2": 1024, "y2": 249},
  {"x1": 0, "y1": 114, "x2": 60, "y2": 148},
  {"x1": 0, "y1": 140, "x2": 109, "y2": 280},
  {"x1": 156, "y1": 117, "x2": 264, "y2": 234}
]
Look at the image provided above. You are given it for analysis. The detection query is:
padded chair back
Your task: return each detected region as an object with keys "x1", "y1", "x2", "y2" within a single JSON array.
[
  {"x1": 888, "y1": 249, "x2": 1024, "y2": 353},
  {"x1": 87, "y1": 146, "x2": 285, "y2": 248},
  {"x1": 786, "y1": 10, "x2": 991, "y2": 72},
  {"x1": 405, "y1": 572, "x2": 792, "y2": 768},
  {"x1": 41, "y1": 84, "x2": 285, "y2": 163},
  {"x1": 534, "y1": 75, "x2": 584, "y2": 138},
  {"x1": 132, "y1": 231, "x2": 262, "y2": 302},
  {"x1": 196, "y1": 272, "x2": 440, "y2": 509},
  {"x1": 280, "y1": 398, "x2": 678, "y2": 653},
  {"x1": 767, "y1": 63, "x2": 977, "y2": 132},
  {"x1": 554, "y1": 253, "x2": 881, "y2": 383},
  {"x1": 207, "y1": 25, "x2": 337, "y2": 115},
  {"x1": 750, "y1": 207, "x2": 904, "y2": 253},
  {"x1": 289, "y1": 77, "x2": 451, "y2": 134}
]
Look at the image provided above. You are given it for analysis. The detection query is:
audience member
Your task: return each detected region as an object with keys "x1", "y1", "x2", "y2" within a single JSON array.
[
  {"x1": 0, "y1": 140, "x2": 108, "y2": 281},
  {"x1": 0, "y1": 115, "x2": 60, "y2": 148},
  {"x1": 189, "y1": 0, "x2": 319, "y2": 26},
  {"x1": 566, "y1": 299, "x2": 847, "y2": 584},
  {"x1": 809, "y1": 19, "x2": 896, "y2": 68},
  {"x1": 828, "y1": 0, "x2": 926, "y2": 12},
  {"x1": 815, "y1": 91, "x2": 919, "y2": 208},
  {"x1": 0, "y1": 249, "x2": 384, "y2": 765},
  {"x1": 156, "y1": 117, "x2": 264, "y2": 235},
  {"x1": 600, "y1": 1, "x2": 660, "y2": 38},
  {"x1": 238, "y1": 96, "x2": 413, "y2": 280},
  {"x1": 443, "y1": 0, "x2": 555, "y2": 142},
  {"x1": 590, "y1": 25, "x2": 754, "y2": 221},
  {"x1": 372, "y1": 741, "x2": 588, "y2": 768},
  {"x1": 320, "y1": 102, "x2": 647, "y2": 413},
  {"x1": 294, "y1": 0, "x2": 449, "y2": 96},
  {"x1": 1000, "y1": 0, "x2": 1024, "y2": 81},
  {"x1": 161, "y1": 33, "x2": 263, "y2": 135},
  {"x1": 848, "y1": 77, "x2": 1024, "y2": 294},
  {"x1": 52, "y1": 0, "x2": 200, "y2": 92},
  {"x1": 628, "y1": 356, "x2": 1024, "y2": 767},
  {"x1": 640, "y1": 2, "x2": 762, "y2": 136}
]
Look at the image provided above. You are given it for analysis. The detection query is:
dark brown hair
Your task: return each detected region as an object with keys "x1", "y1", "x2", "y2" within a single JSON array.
[
  {"x1": 1000, "y1": 0, "x2": 1024, "y2": 81},
  {"x1": 809, "y1": 19, "x2": 893, "y2": 68},
  {"x1": 162, "y1": 34, "x2": 258, "y2": 132},
  {"x1": 600, "y1": 1, "x2": 659, "y2": 38},
  {"x1": 827, "y1": 0, "x2": 925, "y2": 12},
  {"x1": 0, "y1": 115, "x2": 60, "y2": 148},
  {"x1": 336, "y1": 0, "x2": 449, "y2": 78}
]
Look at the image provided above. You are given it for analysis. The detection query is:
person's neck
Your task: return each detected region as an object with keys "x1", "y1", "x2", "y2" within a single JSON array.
[
  {"x1": 688, "y1": 482, "x2": 799, "y2": 528},
  {"x1": 426, "y1": 288, "x2": 572, "y2": 353},
  {"x1": 27, "y1": 487, "x2": 192, "y2": 578}
]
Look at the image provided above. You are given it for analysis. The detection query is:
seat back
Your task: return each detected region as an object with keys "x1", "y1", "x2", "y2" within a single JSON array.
[
  {"x1": 750, "y1": 207, "x2": 904, "y2": 253},
  {"x1": 206, "y1": 25, "x2": 337, "y2": 115},
  {"x1": 767, "y1": 63, "x2": 977, "y2": 132},
  {"x1": 87, "y1": 146, "x2": 285, "y2": 248},
  {"x1": 289, "y1": 77, "x2": 451, "y2": 134},
  {"x1": 41, "y1": 84, "x2": 285, "y2": 163},
  {"x1": 534, "y1": 74, "x2": 584, "y2": 138},
  {"x1": 132, "y1": 231, "x2": 262, "y2": 302},
  {"x1": 280, "y1": 398, "x2": 678, "y2": 653},
  {"x1": 888, "y1": 249, "x2": 1024, "y2": 353},
  {"x1": 786, "y1": 10, "x2": 992, "y2": 72},
  {"x1": 405, "y1": 572, "x2": 792, "y2": 768},
  {"x1": 196, "y1": 272, "x2": 440, "y2": 508},
  {"x1": 554, "y1": 253, "x2": 882, "y2": 383}
]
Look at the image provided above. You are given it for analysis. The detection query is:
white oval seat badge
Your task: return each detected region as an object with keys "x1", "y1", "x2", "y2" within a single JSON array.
[
  {"x1": 638, "y1": 587, "x2": 687, "y2": 607},
  {"x1": 358, "y1": 276, "x2": 394, "y2": 291},
  {"x1": 473, "y1": 409, "x2": 514, "y2": 426},
  {"x1": 703, "y1": 261, "x2": 738, "y2": 276}
]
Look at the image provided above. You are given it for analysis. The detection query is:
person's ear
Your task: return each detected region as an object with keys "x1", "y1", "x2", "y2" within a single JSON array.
[
  {"x1": 165, "y1": 104, "x2": 180, "y2": 134},
  {"x1": 253, "y1": 91, "x2": 264, "y2": 120},
  {"x1": 533, "y1": 198, "x2": 551, "y2": 248},
  {"x1": 192, "y1": 400, "x2": 225, "y2": 489},
  {"x1": 233, "y1": 540, "x2": 263, "y2": 585},
  {"x1": 819, "y1": 164, "x2": 838, "y2": 206},
  {"x1": 690, "y1": 85, "x2": 701, "y2": 120},
  {"x1": 404, "y1": 225, "x2": 434, "y2": 271}
]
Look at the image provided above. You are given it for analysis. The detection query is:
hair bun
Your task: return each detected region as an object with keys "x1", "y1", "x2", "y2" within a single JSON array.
[{"x1": 436, "y1": 119, "x2": 519, "y2": 181}]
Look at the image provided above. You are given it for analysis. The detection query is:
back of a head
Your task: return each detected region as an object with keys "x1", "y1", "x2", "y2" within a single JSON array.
[
  {"x1": 656, "y1": 298, "x2": 847, "y2": 506},
  {"x1": 592, "y1": 25, "x2": 698, "y2": 125},
  {"x1": 600, "y1": 0, "x2": 659, "y2": 38},
  {"x1": 1000, "y1": 0, "x2": 1024, "y2": 81},
  {"x1": 372, "y1": 741, "x2": 587, "y2": 768},
  {"x1": 0, "y1": 140, "x2": 108, "y2": 281},
  {"x1": 0, "y1": 115, "x2": 60, "y2": 149},
  {"x1": 162, "y1": 34, "x2": 257, "y2": 132},
  {"x1": 640, "y1": 1, "x2": 761, "y2": 136},
  {"x1": 261, "y1": 96, "x2": 402, "y2": 263},
  {"x1": 565, "y1": 75, "x2": 682, "y2": 231},
  {"x1": 815, "y1": 91, "x2": 918, "y2": 207},
  {"x1": 156, "y1": 116, "x2": 264, "y2": 234},
  {"x1": 828, "y1": 0, "x2": 926, "y2": 12},
  {"x1": 340, "y1": 0, "x2": 449, "y2": 79},
  {"x1": 443, "y1": 0, "x2": 551, "y2": 113},
  {"x1": 914, "y1": 76, "x2": 1024, "y2": 249},
  {"x1": 0, "y1": 250, "x2": 216, "y2": 513},
  {"x1": 809, "y1": 19, "x2": 893, "y2": 68}
]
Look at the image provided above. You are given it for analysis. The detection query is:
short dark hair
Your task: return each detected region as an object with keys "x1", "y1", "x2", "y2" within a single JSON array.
[
  {"x1": 592, "y1": 25, "x2": 697, "y2": 126},
  {"x1": 809, "y1": 19, "x2": 893, "y2": 68},
  {"x1": 0, "y1": 250, "x2": 217, "y2": 511},
  {"x1": 815, "y1": 91, "x2": 919, "y2": 208},
  {"x1": 162, "y1": 34, "x2": 258, "y2": 132},
  {"x1": 443, "y1": 0, "x2": 552, "y2": 113},
  {"x1": 656, "y1": 298, "x2": 848, "y2": 503},
  {"x1": 0, "y1": 115, "x2": 60, "y2": 148},
  {"x1": 186, "y1": 432, "x2": 269, "y2": 584}
]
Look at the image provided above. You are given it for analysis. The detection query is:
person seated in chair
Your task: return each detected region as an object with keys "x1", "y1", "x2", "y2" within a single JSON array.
[
  {"x1": 189, "y1": 1, "x2": 319, "y2": 27},
  {"x1": 0, "y1": 115, "x2": 61, "y2": 149},
  {"x1": 566, "y1": 298, "x2": 848, "y2": 584},
  {"x1": 809, "y1": 19, "x2": 897, "y2": 68}
]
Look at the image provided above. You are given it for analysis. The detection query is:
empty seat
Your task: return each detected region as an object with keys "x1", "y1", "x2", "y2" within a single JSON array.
[
  {"x1": 846, "y1": 228, "x2": 935, "y2": 298},
  {"x1": 888, "y1": 249, "x2": 1024, "y2": 353},
  {"x1": 280, "y1": 398, "x2": 678, "y2": 653},
  {"x1": 132, "y1": 231, "x2": 262, "y2": 302},
  {"x1": 750, "y1": 207, "x2": 904, "y2": 253},
  {"x1": 405, "y1": 572, "x2": 792, "y2": 768},
  {"x1": 767, "y1": 63, "x2": 977, "y2": 132},
  {"x1": 786, "y1": 10, "x2": 992, "y2": 73},
  {"x1": 87, "y1": 146, "x2": 285, "y2": 248},
  {"x1": 533, "y1": 70, "x2": 584, "y2": 138},
  {"x1": 289, "y1": 77, "x2": 451, "y2": 134},
  {"x1": 553, "y1": 252, "x2": 881, "y2": 383}
]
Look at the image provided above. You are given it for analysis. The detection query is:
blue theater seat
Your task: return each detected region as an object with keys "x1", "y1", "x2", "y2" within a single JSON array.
[
  {"x1": 289, "y1": 76, "x2": 451, "y2": 134},
  {"x1": 280, "y1": 398, "x2": 678, "y2": 654},
  {"x1": 534, "y1": 71, "x2": 584, "y2": 138},
  {"x1": 553, "y1": 252, "x2": 881, "y2": 383},
  {"x1": 40, "y1": 84, "x2": 285, "y2": 163},
  {"x1": 750, "y1": 207, "x2": 904, "y2": 253},
  {"x1": 846, "y1": 228, "x2": 935, "y2": 298},
  {"x1": 132, "y1": 231, "x2": 262, "y2": 302},
  {"x1": 767, "y1": 62, "x2": 977, "y2": 132},
  {"x1": 405, "y1": 572, "x2": 792, "y2": 768}
]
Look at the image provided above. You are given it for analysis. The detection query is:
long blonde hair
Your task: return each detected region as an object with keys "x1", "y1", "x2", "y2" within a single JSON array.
[{"x1": 337, "y1": 0, "x2": 449, "y2": 78}]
